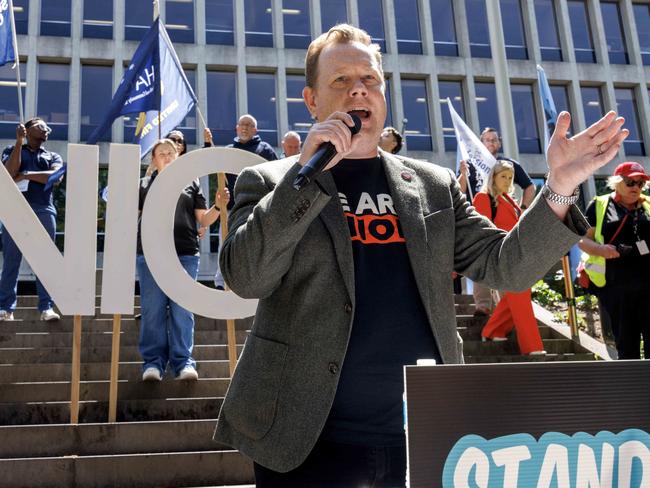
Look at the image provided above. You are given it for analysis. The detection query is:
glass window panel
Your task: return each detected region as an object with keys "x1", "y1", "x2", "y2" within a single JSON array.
[
  {"x1": 475, "y1": 81, "x2": 500, "y2": 133},
  {"x1": 615, "y1": 88, "x2": 645, "y2": 156},
  {"x1": 601, "y1": 2, "x2": 628, "y2": 64},
  {"x1": 124, "y1": 0, "x2": 152, "y2": 41},
  {"x1": 166, "y1": 0, "x2": 195, "y2": 43},
  {"x1": 0, "y1": 64, "x2": 26, "y2": 139},
  {"x1": 83, "y1": 0, "x2": 113, "y2": 39},
  {"x1": 247, "y1": 73, "x2": 278, "y2": 146},
  {"x1": 511, "y1": 84, "x2": 540, "y2": 153},
  {"x1": 385, "y1": 78, "x2": 393, "y2": 128},
  {"x1": 245, "y1": 0, "x2": 273, "y2": 47},
  {"x1": 81, "y1": 65, "x2": 113, "y2": 142},
  {"x1": 13, "y1": 0, "x2": 29, "y2": 35},
  {"x1": 535, "y1": 0, "x2": 562, "y2": 62},
  {"x1": 395, "y1": 0, "x2": 422, "y2": 54},
  {"x1": 500, "y1": 0, "x2": 528, "y2": 59},
  {"x1": 40, "y1": 0, "x2": 71, "y2": 37},
  {"x1": 176, "y1": 70, "x2": 196, "y2": 145},
  {"x1": 401, "y1": 79, "x2": 432, "y2": 152},
  {"x1": 580, "y1": 85, "x2": 604, "y2": 127},
  {"x1": 37, "y1": 63, "x2": 69, "y2": 141},
  {"x1": 438, "y1": 80, "x2": 465, "y2": 152},
  {"x1": 206, "y1": 71, "x2": 237, "y2": 146},
  {"x1": 465, "y1": 0, "x2": 491, "y2": 58},
  {"x1": 430, "y1": 0, "x2": 458, "y2": 56},
  {"x1": 358, "y1": 0, "x2": 386, "y2": 52},
  {"x1": 320, "y1": 0, "x2": 347, "y2": 32},
  {"x1": 568, "y1": 1, "x2": 596, "y2": 63},
  {"x1": 286, "y1": 74, "x2": 311, "y2": 138},
  {"x1": 206, "y1": 0, "x2": 234, "y2": 45},
  {"x1": 634, "y1": 3, "x2": 650, "y2": 65},
  {"x1": 283, "y1": 0, "x2": 310, "y2": 49},
  {"x1": 549, "y1": 85, "x2": 574, "y2": 135}
]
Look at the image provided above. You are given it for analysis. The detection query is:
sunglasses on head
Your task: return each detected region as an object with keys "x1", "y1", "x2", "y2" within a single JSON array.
[
  {"x1": 623, "y1": 177, "x2": 646, "y2": 188},
  {"x1": 27, "y1": 121, "x2": 52, "y2": 133}
]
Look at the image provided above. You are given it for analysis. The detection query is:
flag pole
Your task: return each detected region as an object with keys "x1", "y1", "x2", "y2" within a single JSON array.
[{"x1": 8, "y1": 0, "x2": 23, "y2": 122}]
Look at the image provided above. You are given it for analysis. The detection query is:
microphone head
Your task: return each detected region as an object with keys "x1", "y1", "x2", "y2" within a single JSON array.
[{"x1": 347, "y1": 113, "x2": 362, "y2": 135}]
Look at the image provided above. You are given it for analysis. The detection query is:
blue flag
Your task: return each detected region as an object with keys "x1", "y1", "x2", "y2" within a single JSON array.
[
  {"x1": 86, "y1": 17, "x2": 196, "y2": 156},
  {"x1": 0, "y1": 0, "x2": 16, "y2": 67},
  {"x1": 536, "y1": 65, "x2": 557, "y2": 156}
]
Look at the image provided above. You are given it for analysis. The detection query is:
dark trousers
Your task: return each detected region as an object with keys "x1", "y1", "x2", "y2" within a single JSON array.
[
  {"x1": 254, "y1": 438, "x2": 406, "y2": 487},
  {"x1": 598, "y1": 285, "x2": 650, "y2": 359}
]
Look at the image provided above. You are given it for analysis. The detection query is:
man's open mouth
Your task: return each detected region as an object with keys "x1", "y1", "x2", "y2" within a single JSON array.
[{"x1": 348, "y1": 109, "x2": 371, "y2": 120}]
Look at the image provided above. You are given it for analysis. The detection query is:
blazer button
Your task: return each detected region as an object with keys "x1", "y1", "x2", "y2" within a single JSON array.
[
  {"x1": 344, "y1": 303, "x2": 352, "y2": 314},
  {"x1": 328, "y1": 362, "x2": 339, "y2": 374}
]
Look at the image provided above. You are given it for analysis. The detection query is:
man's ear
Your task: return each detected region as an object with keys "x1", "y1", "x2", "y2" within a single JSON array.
[{"x1": 303, "y1": 86, "x2": 317, "y2": 119}]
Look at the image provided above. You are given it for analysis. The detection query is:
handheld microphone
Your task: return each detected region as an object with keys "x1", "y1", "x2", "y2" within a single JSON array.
[{"x1": 293, "y1": 114, "x2": 362, "y2": 191}]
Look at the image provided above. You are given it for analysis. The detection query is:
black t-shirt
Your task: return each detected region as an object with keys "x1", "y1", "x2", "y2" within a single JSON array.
[
  {"x1": 137, "y1": 171, "x2": 208, "y2": 256},
  {"x1": 585, "y1": 196, "x2": 650, "y2": 287},
  {"x1": 322, "y1": 157, "x2": 441, "y2": 446}
]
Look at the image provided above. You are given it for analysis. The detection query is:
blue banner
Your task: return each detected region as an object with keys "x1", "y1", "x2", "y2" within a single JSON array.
[{"x1": 0, "y1": 0, "x2": 16, "y2": 67}]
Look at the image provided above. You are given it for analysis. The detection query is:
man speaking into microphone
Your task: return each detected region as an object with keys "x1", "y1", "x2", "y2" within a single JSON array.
[{"x1": 214, "y1": 25, "x2": 627, "y2": 487}]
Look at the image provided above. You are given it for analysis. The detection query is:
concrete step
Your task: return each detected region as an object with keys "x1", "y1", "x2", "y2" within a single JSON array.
[
  {"x1": 0, "y1": 450, "x2": 253, "y2": 488},
  {"x1": 454, "y1": 294, "x2": 474, "y2": 304},
  {"x1": 465, "y1": 352, "x2": 597, "y2": 363},
  {"x1": 462, "y1": 338, "x2": 582, "y2": 356},
  {"x1": 0, "y1": 330, "x2": 250, "y2": 349},
  {"x1": 0, "y1": 344, "x2": 243, "y2": 364},
  {"x1": 0, "y1": 377, "x2": 229, "y2": 403},
  {"x1": 457, "y1": 324, "x2": 560, "y2": 341},
  {"x1": 0, "y1": 397, "x2": 224, "y2": 425},
  {"x1": 0, "y1": 360, "x2": 232, "y2": 383},
  {"x1": 17, "y1": 295, "x2": 141, "y2": 307}
]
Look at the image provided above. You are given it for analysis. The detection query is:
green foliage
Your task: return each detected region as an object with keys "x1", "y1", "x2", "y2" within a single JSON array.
[{"x1": 531, "y1": 280, "x2": 563, "y2": 307}]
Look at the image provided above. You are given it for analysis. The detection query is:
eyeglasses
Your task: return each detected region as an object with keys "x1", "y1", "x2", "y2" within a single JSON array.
[
  {"x1": 623, "y1": 177, "x2": 646, "y2": 188},
  {"x1": 482, "y1": 138, "x2": 500, "y2": 144},
  {"x1": 28, "y1": 122, "x2": 52, "y2": 134}
]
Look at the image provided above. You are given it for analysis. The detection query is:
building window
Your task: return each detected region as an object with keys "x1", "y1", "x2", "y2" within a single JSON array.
[
  {"x1": 286, "y1": 74, "x2": 312, "y2": 138},
  {"x1": 580, "y1": 85, "x2": 605, "y2": 127},
  {"x1": 165, "y1": 0, "x2": 195, "y2": 43},
  {"x1": 634, "y1": 3, "x2": 650, "y2": 65},
  {"x1": 395, "y1": 0, "x2": 422, "y2": 54},
  {"x1": 535, "y1": 0, "x2": 562, "y2": 61},
  {"x1": 465, "y1": 0, "x2": 491, "y2": 58},
  {"x1": 511, "y1": 84, "x2": 540, "y2": 153},
  {"x1": 40, "y1": 0, "x2": 71, "y2": 37},
  {"x1": 401, "y1": 79, "x2": 432, "y2": 152},
  {"x1": 320, "y1": 0, "x2": 347, "y2": 32},
  {"x1": 37, "y1": 64, "x2": 69, "y2": 141},
  {"x1": 124, "y1": 0, "x2": 152, "y2": 41},
  {"x1": 245, "y1": 0, "x2": 273, "y2": 47},
  {"x1": 615, "y1": 88, "x2": 645, "y2": 156},
  {"x1": 385, "y1": 77, "x2": 393, "y2": 128},
  {"x1": 475, "y1": 81, "x2": 500, "y2": 133},
  {"x1": 0, "y1": 64, "x2": 26, "y2": 139},
  {"x1": 206, "y1": 71, "x2": 237, "y2": 146},
  {"x1": 247, "y1": 73, "x2": 278, "y2": 146},
  {"x1": 567, "y1": 1, "x2": 596, "y2": 63},
  {"x1": 438, "y1": 80, "x2": 465, "y2": 152},
  {"x1": 550, "y1": 85, "x2": 574, "y2": 135},
  {"x1": 600, "y1": 2, "x2": 628, "y2": 64},
  {"x1": 13, "y1": 0, "x2": 29, "y2": 35},
  {"x1": 83, "y1": 0, "x2": 113, "y2": 39},
  {"x1": 205, "y1": 0, "x2": 234, "y2": 45},
  {"x1": 500, "y1": 0, "x2": 528, "y2": 59},
  {"x1": 80, "y1": 65, "x2": 113, "y2": 142},
  {"x1": 358, "y1": 0, "x2": 386, "y2": 52},
  {"x1": 430, "y1": 0, "x2": 458, "y2": 56},
  {"x1": 283, "y1": 0, "x2": 311, "y2": 49},
  {"x1": 177, "y1": 69, "x2": 197, "y2": 145}
]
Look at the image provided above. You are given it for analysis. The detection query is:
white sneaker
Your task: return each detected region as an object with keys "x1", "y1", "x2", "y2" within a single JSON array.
[
  {"x1": 528, "y1": 350, "x2": 547, "y2": 356},
  {"x1": 142, "y1": 367, "x2": 162, "y2": 382},
  {"x1": 40, "y1": 309, "x2": 60, "y2": 321},
  {"x1": 0, "y1": 310, "x2": 14, "y2": 321},
  {"x1": 177, "y1": 366, "x2": 198, "y2": 381}
]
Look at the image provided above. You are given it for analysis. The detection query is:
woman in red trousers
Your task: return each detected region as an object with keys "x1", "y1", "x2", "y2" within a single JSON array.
[{"x1": 473, "y1": 160, "x2": 546, "y2": 356}]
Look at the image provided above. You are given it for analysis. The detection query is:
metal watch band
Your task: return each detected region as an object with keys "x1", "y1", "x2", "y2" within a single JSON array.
[{"x1": 541, "y1": 184, "x2": 580, "y2": 206}]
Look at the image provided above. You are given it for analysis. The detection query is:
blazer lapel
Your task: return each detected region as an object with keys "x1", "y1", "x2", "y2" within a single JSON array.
[
  {"x1": 314, "y1": 171, "x2": 355, "y2": 302},
  {"x1": 381, "y1": 153, "x2": 430, "y2": 307}
]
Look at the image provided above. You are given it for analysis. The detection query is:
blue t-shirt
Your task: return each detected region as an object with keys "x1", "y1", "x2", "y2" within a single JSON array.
[
  {"x1": 322, "y1": 157, "x2": 441, "y2": 447},
  {"x1": 1, "y1": 144, "x2": 63, "y2": 214}
]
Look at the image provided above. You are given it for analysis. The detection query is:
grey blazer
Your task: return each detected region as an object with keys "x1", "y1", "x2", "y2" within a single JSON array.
[{"x1": 214, "y1": 151, "x2": 588, "y2": 472}]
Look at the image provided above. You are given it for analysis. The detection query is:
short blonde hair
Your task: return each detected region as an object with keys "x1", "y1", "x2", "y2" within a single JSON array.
[
  {"x1": 482, "y1": 159, "x2": 515, "y2": 198},
  {"x1": 305, "y1": 24, "x2": 382, "y2": 88}
]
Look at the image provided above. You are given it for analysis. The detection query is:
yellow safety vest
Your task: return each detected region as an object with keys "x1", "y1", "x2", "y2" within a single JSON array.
[{"x1": 583, "y1": 194, "x2": 650, "y2": 287}]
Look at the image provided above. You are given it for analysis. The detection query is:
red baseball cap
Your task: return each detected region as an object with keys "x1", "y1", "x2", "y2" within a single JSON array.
[{"x1": 614, "y1": 162, "x2": 650, "y2": 181}]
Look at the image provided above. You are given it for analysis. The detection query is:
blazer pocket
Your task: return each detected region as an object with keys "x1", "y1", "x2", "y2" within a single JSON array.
[
  {"x1": 424, "y1": 207, "x2": 455, "y2": 271},
  {"x1": 222, "y1": 333, "x2": 288, "y2": 440}
]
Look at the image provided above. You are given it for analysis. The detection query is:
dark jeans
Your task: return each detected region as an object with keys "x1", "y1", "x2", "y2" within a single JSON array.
[
  {"x1": 254, "y1": 439, "x2": 406, "y2": 487},
  {"x1": 598, "y1": 285, "x2": 650, "y2": 359}
]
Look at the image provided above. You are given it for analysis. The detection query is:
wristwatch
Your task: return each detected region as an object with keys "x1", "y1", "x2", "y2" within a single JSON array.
[{"x1": 541, "y1": 183, "x2": 580, "y2": 206}]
